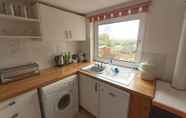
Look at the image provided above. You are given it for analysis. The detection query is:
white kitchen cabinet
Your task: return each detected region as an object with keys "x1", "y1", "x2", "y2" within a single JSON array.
[
  {"x1": 39, "y1": 4, "x2": 65, "y2": 41},
  {"x1": 0, "y1": 90, "x2": 41, "y2": 118},
  {"x1": 99, "y1": 82, "x2": 130, "y2": 118},
  {"x1": 39, "y1": 4, "x2": 86, "y2": 41},
  {"x1": 79, "y1": 74, "x2": 130, "y2": 118},
  {"x1": 79, "y1": 74, "x2": 99, "y2": 117},
  {"x1": 63, "y1": 11, "x2": 86, "y2": 41}
]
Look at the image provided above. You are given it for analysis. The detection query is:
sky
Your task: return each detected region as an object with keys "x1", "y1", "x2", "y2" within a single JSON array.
[{"x1": 99, "y1": 20, "x2": 140, "y2": 40}]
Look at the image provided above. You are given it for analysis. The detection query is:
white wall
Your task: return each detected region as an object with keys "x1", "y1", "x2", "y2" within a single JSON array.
[
  {"x1": 84, "y1": 0, "x2": 185, "y2": 82},
  {"x1": 141, "y1": 0, "x2": 185, "y2": 81}
]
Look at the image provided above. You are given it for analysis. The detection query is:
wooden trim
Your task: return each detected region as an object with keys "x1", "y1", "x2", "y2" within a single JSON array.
[
  {"x1": 152, "y1": 101, "x2": 186, "y2": 118},
  {"x1": 38, "y1": 1, "x2": 85, "y2": 16}
]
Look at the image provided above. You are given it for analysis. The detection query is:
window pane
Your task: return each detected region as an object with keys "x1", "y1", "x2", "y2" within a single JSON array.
[{"x1": 98, "y1": 20, "x2": 140, "y2": 62}]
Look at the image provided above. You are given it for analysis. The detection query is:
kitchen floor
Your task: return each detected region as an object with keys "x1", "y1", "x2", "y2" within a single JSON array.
[{"x1": 74, "y1": 109, "x2": 95, "y2": 118}]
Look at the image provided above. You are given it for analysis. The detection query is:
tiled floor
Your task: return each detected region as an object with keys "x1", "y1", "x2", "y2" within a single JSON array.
[{"x1": 74, "y1": 109, "x2": 95, "y2": 118}]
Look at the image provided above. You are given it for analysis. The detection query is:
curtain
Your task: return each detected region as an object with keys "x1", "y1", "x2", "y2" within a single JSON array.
[
  {"x1": 88, "y1": 1, "x2": 151, "y2": 23},
  {"x1": 172, "y1": 10, "x2": 186, "y2": 90}
]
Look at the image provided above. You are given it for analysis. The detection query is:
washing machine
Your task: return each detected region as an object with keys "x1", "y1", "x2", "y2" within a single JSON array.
[{"x1": 39, "y1": 75, "x2": 79, "y2": 118}]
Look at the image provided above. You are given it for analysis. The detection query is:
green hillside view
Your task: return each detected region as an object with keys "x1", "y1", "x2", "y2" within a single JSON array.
[{"x1": 98, "y1": 33, "x2": 137, "y2": 62}]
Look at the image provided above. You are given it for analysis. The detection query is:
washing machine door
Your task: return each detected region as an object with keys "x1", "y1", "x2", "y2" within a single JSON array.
[
  {"x1": 55, "y1": 90, "x2": 75, "y2": 118},
  {"x1": 42, "y1": 89, "x2": 74, "y2": 118},
  {"x1": 58, "y1": 93, "x2": 71, "y2": 111}
]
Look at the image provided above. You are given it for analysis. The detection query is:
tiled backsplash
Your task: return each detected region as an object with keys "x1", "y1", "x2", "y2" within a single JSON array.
[{"x1": 0, "y1": 38, "x2": 81, "y2": 69}]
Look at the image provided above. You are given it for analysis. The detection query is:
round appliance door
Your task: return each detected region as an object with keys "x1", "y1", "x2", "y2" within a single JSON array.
[
  {"x1": 55, "y1": 90, "x2": 75, "y2": 118},
  {"x1": 58, "y1": 93, "x2": 71, "y2": 111},
  {"x1": 56, "y1": 90, "x2": 73, "y2": 113}
]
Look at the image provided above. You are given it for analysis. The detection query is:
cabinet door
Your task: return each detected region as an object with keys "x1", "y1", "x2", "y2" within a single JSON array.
[
  {"x1": 0, "y1": 98, "x2": 18, "y2": 118},
  {"x1": 99, "y1": 83, "x2": 130, "y2": 118},
  {"x1": 63, "y1": 11, "x2": 86, "y2": 41},
  {"x1": 70, "y1": 14, "x2": 86, "y2": 41},
  {"x1": 79, "y1": 74, "x2": 99, "y2": 117},
  {"x1": 0, "y1": 90, "x2": 41, "y2": 118},
  {"x1": 39, "y1": 4, "x2": 65, "y2": 41},
  {"x1": 16, "y1": 90, "x2": 41, "y2": 118}
]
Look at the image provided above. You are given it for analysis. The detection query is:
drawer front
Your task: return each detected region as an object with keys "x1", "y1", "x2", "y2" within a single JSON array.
[
  {"x1": 0, "y1": 90, "x2": 41, "y2": 118},
  {"x1": 0, "y1": 98, "x2": 20, "y2": 118}
]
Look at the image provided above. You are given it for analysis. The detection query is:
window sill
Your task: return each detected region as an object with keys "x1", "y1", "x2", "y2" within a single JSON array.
[{"x1": 94, "y1": 58, "x2": 139, "y2": 70}]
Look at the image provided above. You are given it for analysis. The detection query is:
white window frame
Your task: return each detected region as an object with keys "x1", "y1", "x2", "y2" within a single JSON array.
[{"x1": 94, "y1": 13, "x2": 146, "y2": 68}]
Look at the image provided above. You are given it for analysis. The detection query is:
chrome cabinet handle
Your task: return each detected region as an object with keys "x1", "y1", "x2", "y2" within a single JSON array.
[
  {"x1": 69, "y1": 30, "x2": 72, "y2": 39},
  {"x1": 109, "y1": 92, "x2": 117, "y2": 97},
  {"x1": 94, "y1": 82, "x2": 98, "y2": 92},
  {"x1": 0, "y1": 101, "x2": 16, "y2": 112},
  {"x1": 8, "y1": 101, "x2": 16, "y2": 106},
  {"x1": 11, "y1": 113, "x2": 19, "y2": 118},
  {"x1": 65, "y1": 30, "x2": 68, "y2": 39}
]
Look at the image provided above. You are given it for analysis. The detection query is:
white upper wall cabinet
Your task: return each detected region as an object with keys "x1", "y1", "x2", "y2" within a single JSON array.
[
  {"x1": 63, "y1": 10, "x2": 86, "y2": 41},
  {"x1": 39, "y1": 3, "x2": 86, "y2": 42},
  {"x1": 39, "y1": 4, "x2": 65, "y2": 41}
]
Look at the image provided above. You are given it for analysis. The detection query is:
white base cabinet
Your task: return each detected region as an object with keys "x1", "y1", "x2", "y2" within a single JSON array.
[
  {"x1": 79, "y1": 74, "x2": 130, "y2": 118},
  {"x1": 79, "y1": 74, "x2": 99, "y2": 117},
  {"x1": 99, "y1": 83, "x2": 130, "y2": 118},
  {"x1": 0, "y1": 90, "x2": 41, "y2": 118}
]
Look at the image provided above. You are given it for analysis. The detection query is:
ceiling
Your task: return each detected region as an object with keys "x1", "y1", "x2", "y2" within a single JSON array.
[{"x1": 39, "y1": 0, "x2": 135, "y2": 14}]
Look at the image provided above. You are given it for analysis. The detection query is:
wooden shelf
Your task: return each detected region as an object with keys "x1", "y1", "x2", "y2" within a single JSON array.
[
  {"x1": 0, "y1": 14, "x2": 40, "y2": 23},
  {"x1": 0, "y1": 35, "x2": 41, "y2": 39}
]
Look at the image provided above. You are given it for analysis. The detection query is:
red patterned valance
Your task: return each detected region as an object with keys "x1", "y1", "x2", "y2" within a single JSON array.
[{"x1": 88, "y1": 1, "x2": 152, "y2": 22}]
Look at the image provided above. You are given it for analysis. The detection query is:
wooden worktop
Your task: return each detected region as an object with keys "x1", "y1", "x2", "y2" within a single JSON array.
[
  {"x1": 0, "y1": 62, "x2": 155, "y2": 102},
  {"x1": 0, "y1": 62, "x2": 90, "y2": 102}
]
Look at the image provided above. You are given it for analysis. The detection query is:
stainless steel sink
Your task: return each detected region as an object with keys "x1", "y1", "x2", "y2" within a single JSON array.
[
  {"x1": 81, "y1": 63, "x2": 105, "y2": 74},
  {"x1": 81, "y1": 64, "x2": 135, "y2": 86}
]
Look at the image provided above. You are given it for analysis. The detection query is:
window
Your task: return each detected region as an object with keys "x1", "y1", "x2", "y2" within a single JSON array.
[{"x1": 94, "y1": 15, "x2": 145, "y2": 65}]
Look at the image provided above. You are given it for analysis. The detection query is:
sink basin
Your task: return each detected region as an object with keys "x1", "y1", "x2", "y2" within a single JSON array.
[
  {"x1": 81, "y1": 64, "x2": 135, "y2": 86},
  {"x1": 97, "y1": 67, "x2": 135, "y2": 86},
  {"x1": 81, "y1": 64, "x2": 105, "y2": 73}
]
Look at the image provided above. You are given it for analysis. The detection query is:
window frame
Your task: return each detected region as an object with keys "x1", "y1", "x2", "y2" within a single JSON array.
[{"x1": 94, "y1": 13, "x2": 146, "y2": 67}]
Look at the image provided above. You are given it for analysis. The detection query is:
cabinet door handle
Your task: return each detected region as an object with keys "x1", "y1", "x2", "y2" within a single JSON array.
[
  {"x1": 11, "y1": 113, "x2": 19, "y2": 118},
  {"x1": 0, "y1": 101, "x2": 16, "y2": 111},
  {"x1": 8, "y1": 101, "x2": 16, "y2": 106},
  {"x1": 65, "y1": 30, "x2": 68, "y2": 39},
  {"x1": 69, "y1": 30, "x2": 72, "y2": 39},
  {"x1": 94, "y1": 83, "x2": 98, "y2": 92},
  {"x1": 109, "y1": 92, "x2": 117, "y2": 98}
]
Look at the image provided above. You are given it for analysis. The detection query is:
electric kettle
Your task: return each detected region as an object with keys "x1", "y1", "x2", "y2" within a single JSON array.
[{"x1": 54, "y1": 55, "x2": 64, "y2": 67}]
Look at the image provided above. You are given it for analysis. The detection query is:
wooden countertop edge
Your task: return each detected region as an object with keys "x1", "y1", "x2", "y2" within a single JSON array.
[
  {"x1": 0, "y1": 62, "x2": 155, "y2": 102},
  {"x1": 0, "y1": 72, "x2": 78, "y2": 102},
  {"x1": 152, "y1": 100, "x2": 186, "y2": 118},
  {"x1": 0, "y1": 62, "x2": 90, "y2": 102}
]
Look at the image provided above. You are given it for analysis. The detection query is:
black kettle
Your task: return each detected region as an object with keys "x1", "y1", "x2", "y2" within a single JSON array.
[{"x1": 54, "y1": 55, "x2": 64, "y2": 67}]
